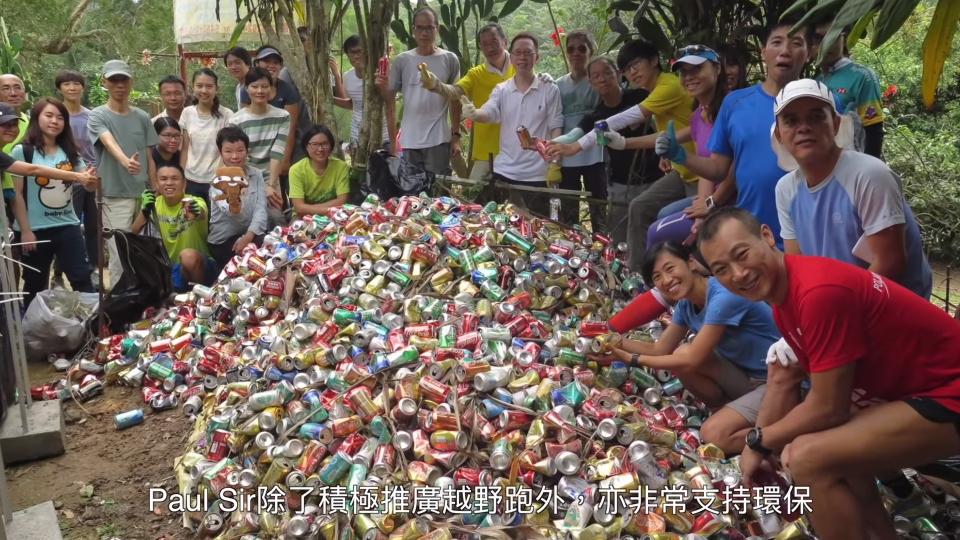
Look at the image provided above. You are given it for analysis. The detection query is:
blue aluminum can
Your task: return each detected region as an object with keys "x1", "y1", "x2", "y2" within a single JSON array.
[{"x1": 115, "y1": 408, "x2": 144, "y2": 430}]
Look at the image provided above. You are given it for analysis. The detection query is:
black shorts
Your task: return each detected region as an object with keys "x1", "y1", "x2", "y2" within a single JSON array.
[{"x1": 905, "y1": 397, "x2": 960, "y2": 435}]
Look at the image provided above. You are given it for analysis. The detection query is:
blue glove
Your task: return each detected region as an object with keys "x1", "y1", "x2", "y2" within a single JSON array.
[{"x1": 654, "y1": 120, "x2": 686, "y2": 164}]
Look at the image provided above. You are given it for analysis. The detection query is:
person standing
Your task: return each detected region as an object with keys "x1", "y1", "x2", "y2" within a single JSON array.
[
  {"x1": 378, "y1": 6, "x2": 460, "y2": 175},
  {"x1": 554, "y1": 30, "x2": 605, "y2": 228},
  {"x1": 0, "y1": 74, "x2": 30, "y2": 203},
  {"x1": 334, "y1": 35, "x2": 391, "y2": 152},
  {"x1": 8, "y1": 98, "x2": 97, "y2": 306},
  {"x1": 152, "y1": 75, "x2": 187, "y2": 122},
  {"x1": 88, "y1": 59, "x2": 158, "y2": 289},
  {"x1": 461, "y1": 32, "x2": 563, "y2": 216},
  {"x1": 223, "y1": 47, "x2": 252, "y2": 109},
  {"x1": 248, "y1": 46, "x2": 307, "y2": 168},
  {"x1": 55, "y1": 69, "x2": 99, "y2": 272},
  {"x1": 180, "y1": 68, "x2": 234, "y2": 204}
]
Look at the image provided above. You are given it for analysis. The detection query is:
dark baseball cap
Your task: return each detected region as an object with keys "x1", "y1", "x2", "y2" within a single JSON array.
[{"x1": 0, "y1": 103, "x2": 18, "y2": 125}]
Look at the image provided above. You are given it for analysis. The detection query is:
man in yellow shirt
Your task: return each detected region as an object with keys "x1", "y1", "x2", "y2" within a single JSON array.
[
  {"x1": 419, "y1": 23, "x2": 514, "y2": 179},
  {"x1": 1, "y1": 74, "x2": 30, "y2": 200},
  {"x1": 549, "y1": 40, "x2": 697, "y2": 269}
]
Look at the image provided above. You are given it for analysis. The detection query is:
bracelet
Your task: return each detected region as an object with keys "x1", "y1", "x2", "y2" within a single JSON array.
[{"x1": 630, "y1": 353, "x2": 639, "y2": 367}]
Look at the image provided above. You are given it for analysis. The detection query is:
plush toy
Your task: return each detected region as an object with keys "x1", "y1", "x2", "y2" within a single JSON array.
[{"x1": 212, "y1": 166, "x2": 249, "y2": 215}]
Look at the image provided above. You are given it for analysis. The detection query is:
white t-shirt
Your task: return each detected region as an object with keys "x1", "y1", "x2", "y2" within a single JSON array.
[
  {"x1": 180, "y1": 105, "x2": 234, "y2": 184},
  {"x1": 389, "y1": 48, "x2": 460, "y2": 149},
  {"x1": 344, "y1": 69, "x2": 389, "y2": 145},
  {"x1": 478, "y1": 76, "x2": 564, "y2": 182}
]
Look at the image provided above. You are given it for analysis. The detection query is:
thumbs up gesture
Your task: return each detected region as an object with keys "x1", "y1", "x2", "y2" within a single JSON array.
[
  {"x1": 126, "y1": 151, "x2": 142, "y2": 175},
  {"x1": 654, "y1": 120, "x2": 686, "y2": 164}
]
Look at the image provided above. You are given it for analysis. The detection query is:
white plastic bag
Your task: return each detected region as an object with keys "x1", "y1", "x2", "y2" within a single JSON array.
[{"x1": 21, "y1": 289, "x2": 98, "y2": 360}]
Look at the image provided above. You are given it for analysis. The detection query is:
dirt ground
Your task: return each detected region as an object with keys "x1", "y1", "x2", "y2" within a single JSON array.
[
  {"x1": 5, "y1": 261, "x2": 959, "y2": 539},
  {"x1": 6, "y1": 361, "x2": 193, "y2": 540}
]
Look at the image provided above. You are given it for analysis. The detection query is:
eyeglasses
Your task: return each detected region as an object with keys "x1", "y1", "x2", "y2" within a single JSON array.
[
  {"x1": 511, "y1": 50, "x2": 536, "y2": 58},
  {"x1": 566, "y1": 44, "x2": 588, "y2": 54},
  {"x1": 307, "y1": 142, "x2": 332, "y2": 150},
  {"x1": 413, "y1": 25, "x2": 436, "y2": 34},
  {"x1": 624, "y1": 59, "x2": 646, "y2": 73},
  {"x1": 346, "y1": 49, "x2": 364, "y2": 57},
  {"x1": 160, "y1": 133, "x2": 182, "y2": 140}
]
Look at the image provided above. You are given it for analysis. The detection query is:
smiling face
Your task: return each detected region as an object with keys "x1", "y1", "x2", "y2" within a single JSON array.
[
  {"x1": 306, "y1": 131, "x2": 333, "y2": 165},
  {"x1": 510, "y1": 37, "x2": 539, "y2": 75},
  {"x1": 225, "y1": 54, "x2": 249, "y2": 81},
  {"x1": 677, "y1": 61, "x2": 719, "y2": 100},
  {"x1": 649, "y1": 251, "x2": 698, "y2": 303},
  {"x1": 157, "y1": 166, "x2": 186, "y2": 198},
  {"x1": 257, "y1": 56, "x2": 283, "y2": 79},
  {"x1": 775, "y1": 97, "x2": 840, "y2": 165},
  {"x1": 37, "y1": 103, "x2": 65, "y2": 140},
  {"x1": 158, "y1": 126, "x2": 182, "y2": 154},
  {"x1": 0, "y1": 75, "x2": 26, "y2": 109},
  {"x1": 699, "y1": 218, "x2": 784, "y2": 303},
  {"x1": 762, "y1": 25, "x2": 808, "y2": 86},
  {"x1": 246, "y1": 77, "x2": 272, "y2": 105},
  {"x1": 58, "y1": 80, "x2": 85, "y2": 103},
  {"x1": 192, "y1": 73, "x2": 218, "y2": 106}
]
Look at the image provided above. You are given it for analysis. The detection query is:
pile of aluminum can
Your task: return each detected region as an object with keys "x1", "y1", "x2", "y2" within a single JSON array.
[{"x1": 57, "y1": 195, "x2": 951, "y2": 539}]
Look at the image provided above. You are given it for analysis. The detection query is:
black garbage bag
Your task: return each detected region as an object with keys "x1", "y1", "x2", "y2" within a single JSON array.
[
  {"x1": 361, "y1": 149, "x2": 435, "y2": 201},
  {"x1": 94, "y1": 229, "x2": 173, "y2": 335}
]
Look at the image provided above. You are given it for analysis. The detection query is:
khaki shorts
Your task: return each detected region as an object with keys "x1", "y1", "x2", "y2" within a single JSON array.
[{"x1": 714, "y1": 353, "x2": 767, "y2": 424}]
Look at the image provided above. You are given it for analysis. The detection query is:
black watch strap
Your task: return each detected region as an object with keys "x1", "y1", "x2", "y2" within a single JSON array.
[
  {"x1": 747, "y1": 427, "x2": 772, "y2": 456},
  {"x1": 630, "y1": 353, "x2": 639, "y2": 367}
]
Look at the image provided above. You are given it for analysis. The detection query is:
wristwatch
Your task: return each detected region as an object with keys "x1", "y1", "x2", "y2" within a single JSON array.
[
  {"x1": 745, "y1": 426, "x2": 772, "y2": 456},
  {"x1": 705, "y1": 195, "x2": 716, "y2": 210},
  {"x1": 630, "y1": 353, "x2": 639, "y2": 367}
]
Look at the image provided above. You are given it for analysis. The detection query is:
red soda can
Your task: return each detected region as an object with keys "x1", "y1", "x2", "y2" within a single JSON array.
[
  {"x1": 443, "y1": 227, "x2": 467, "y2": 247},
  {"x1": 378, "y1": 55, "x2": 390, "y2": 79},
  {"x1": 549, "y1": 242, "x2": 573, "y2": 258},
  {"x1": 403, "y1": 323, "x2": 435, "y2": 338},
  {"x1": 504, "y1": 316, "x2": 529, "y2": 337},
  {"x1": 371, "y1": 443, "x2": 397, "y2": 477},
  {"x1": 411, "y1": 244, "x2": 438, "y2": 265},
  {"x1": 339, "y1": 432, "x2": 367, "y2": 456},
  {"x1": 426, "y1": 410, "x2": 460, "y2": 431},
  {"x1": 545, "y1": 439, "x2": 583, "y2": 458},
  {"x1": 602, "y1": 246, "x2": 617, "y2": 263},
  {"x1": 578, "y1": 321, "x2": 610, "y2": 337},
  {"x1": 507, "y1": 291, "x2": 533, "y2": 309},
  {"x1": 150, "y1": 339, "x2": 172, "y2": 354},
  {"x1": 142, "y1": 386, "x2": 162, "y2": 403},
  {"x1": 297, "y1": 440, "x2": 327, "y2": 474},
  {"x1": 500, "y1": 410, "x2": 533, "y2": 431},
  {"x1": 418, "y1": 376, "x2": 451, "y2": 403},
  {"x1": 208, "y1": 429, "x2": 231, "y2": 461},
  {"x1": 387, "y1": 329, "x2": 407, "y2": 351},
  {"x1": 331, "y1": 415, "x2": 363, "y2": 438},
  {"x1": 593, "y1": 232, "x2": 612, "y2": 246}
]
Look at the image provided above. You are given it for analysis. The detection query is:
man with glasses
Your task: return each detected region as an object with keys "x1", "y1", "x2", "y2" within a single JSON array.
[
  {"x1": 334, "y1": 34, "x2": 393, "y2": 153},
  {"x1": 461, "y1": 32, "x2": 563, "y2": 216},
  {"x1": 419, "y1": 22, "x2": 515, "y2": 180},
  {"x1": 88, "y1": 60, "x2": 158, "y2": 289},
  {"x1": 549, "y1": 40, "x2": 696, "y2": 270},
  {"x1": 377, "y1": 6, "x2": 460, "y2": 176},
  {"x1": 553, "y1": 31, "x2": 605, "y2": 229},
  {"x1": 0, "y1": 74, "x2": 30, "y2": 203}
]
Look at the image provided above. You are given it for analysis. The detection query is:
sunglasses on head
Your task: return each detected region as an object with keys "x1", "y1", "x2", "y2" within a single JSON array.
[
  {"x1": 675, "y1": 44, "x2": 714, "y2": 58},
  {"x1": 567, "y1": 44, "x2": 589, "y2": 54}
]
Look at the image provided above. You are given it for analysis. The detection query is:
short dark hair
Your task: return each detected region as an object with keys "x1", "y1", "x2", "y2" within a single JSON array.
[
  {"x1": 157, "y1": 75, "x2": 186, "y2": 91},
  {"x1": 762, "y1": 18, "x2": 804, "y2": 45},
  {"x1": 587, "y1": 56, "x2": 617, "y2": 75},
  {"x1": 697, "y1": 206, "x2": 763, "y2": 248},
  {"x1": 216, "y1": 125, "x2": 250, "y2": 150},
  {"x1": 343, "y1": 34, "x2": 362, "y2": 52},
  {"x1": 412, "y1": 6, "x2": 438, "y2": 25},
  {"x1": 510, "y1": 32, "x2": 539, "y2": 53},
  {"x1": 244, "y1": 67, "x2": 274, "y2": 87},
  {"x1": 300, "y1": 124, "x2": 337, "y2": 153},
  {"x1": 616, "y1": 40, "x2": 661, "y2": 72},
  {"x1": 54, "y1": 70, "x2": 85, "y2": 89},
  {"x1": 223, "y1": 47, "x2": 251, "y2": 66},
  {"x1": 156, "y1": 163, "x2": 185, "y2": 178},
  {"x1": 641, "y1": 241, "x2": 691, "y2": 286},
  {"x1": 477, "y1": 22, "x2": 506, "y2": 42},
  {"x1": 565, "y1": 30, "x2": 596, "y2": 55}
]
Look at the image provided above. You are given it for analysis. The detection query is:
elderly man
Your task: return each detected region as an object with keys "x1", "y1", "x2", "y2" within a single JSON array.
[
  {"x1": 697, "y1": 207, "x2": 960, "y2": 540},
  {"x1": 772, "y1": 79, "x2": 931, "y2": 299},
  {"x1": 1, "y1": 74, "x2": 30, "y2": 201}
]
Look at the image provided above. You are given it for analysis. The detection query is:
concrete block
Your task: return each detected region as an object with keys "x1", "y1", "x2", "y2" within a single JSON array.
[
  {"x1": 0, "y1": 400, "x2": 65, "y2": 465},
  {"x1": 7, "y1": 500, "x2": 63, "y2": 540}
]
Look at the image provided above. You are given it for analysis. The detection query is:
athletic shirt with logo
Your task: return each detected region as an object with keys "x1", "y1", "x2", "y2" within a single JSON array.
[{"x1": 773, "y1": 255, "x2": 960, "y2": 412}]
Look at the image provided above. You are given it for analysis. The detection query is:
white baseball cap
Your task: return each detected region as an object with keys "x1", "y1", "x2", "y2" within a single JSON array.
[{"x1": 770, "y1": 79, "x2": 856, "y2": 171}]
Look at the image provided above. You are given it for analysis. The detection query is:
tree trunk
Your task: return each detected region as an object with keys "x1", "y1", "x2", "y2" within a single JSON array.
[{"x1": 352, "y1": 0, "x2": 394, "y2": 170}]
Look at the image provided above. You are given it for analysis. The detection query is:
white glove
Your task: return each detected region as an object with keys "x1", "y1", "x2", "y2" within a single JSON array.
[
  {"x1": 766, "y1": 337, "x2": 798, "y2": 367},
  {"x1": 538, "y1": 72, "x2": 556, "y2": 85},
  {"x1": 606, "y1": 131, "x2": 626, "y2": 150},
  {"x1": 551, "y1": 127, "x2": 584, "y2": 144},
  {"x1": 419, "y1": 65, "x2": 440, "y2": 91},
  {"x1": 460, "y1": 95, "x2": 478, "y2": 121}
]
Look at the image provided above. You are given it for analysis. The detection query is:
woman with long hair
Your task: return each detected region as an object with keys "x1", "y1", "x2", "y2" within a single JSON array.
[
  {"x1": 596, "y1": 241, "x2": 780, "y2": 454},
  {"x1": 180, "y1": 68, "x2": 233, "y2": 206},
  {"x1": 8, "y1": 97, "x2": 98, "y2": 306},
  {"x1": 646, "y1": 45, "x2": 736, "y2": 247}
]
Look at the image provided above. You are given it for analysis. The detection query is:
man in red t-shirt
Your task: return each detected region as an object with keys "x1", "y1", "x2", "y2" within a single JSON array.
[{"x1": 697, "y1": 207, "x2": 960, "y2": 540}]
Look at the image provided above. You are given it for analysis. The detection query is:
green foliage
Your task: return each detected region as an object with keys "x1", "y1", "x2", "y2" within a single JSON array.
[{"x1": 855, "y1": 3, "x2": 960, "y2": 262}]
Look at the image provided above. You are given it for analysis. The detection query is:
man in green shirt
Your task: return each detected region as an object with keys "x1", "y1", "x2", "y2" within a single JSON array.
[
  {"x1": 288, "y1": 124, "x2": 350, "y2": 217},
  {"x1": 132, "y1": 164, "x2": 215, "y2": 291},
  {"x1": 0, "y1": 74, "x2": 30, "y2": 200}
]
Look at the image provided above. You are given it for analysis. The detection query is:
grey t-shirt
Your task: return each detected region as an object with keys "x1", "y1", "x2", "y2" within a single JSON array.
[
  {"x1": 557, "y1": 74, "x2": 602, "y2": 167},
  {"x1": 70, "y1": 108, "x2": 97, "y2": 168},
  {"x1": 88, "y1": 105, "x2": 157, "y2": 198},
  {"x1": 390, "y1": 48, "x2": 460, "y2": 149}
]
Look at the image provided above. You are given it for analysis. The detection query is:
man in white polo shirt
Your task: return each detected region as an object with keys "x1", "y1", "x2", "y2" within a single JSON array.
[{"x1": 462, "y1": 32, "x2": 563, "y2": 216}]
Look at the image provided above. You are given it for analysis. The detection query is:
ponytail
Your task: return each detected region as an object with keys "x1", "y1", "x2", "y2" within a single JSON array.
[{"x1": 192, "y1": 68, "x2": 223, "y2": 118}]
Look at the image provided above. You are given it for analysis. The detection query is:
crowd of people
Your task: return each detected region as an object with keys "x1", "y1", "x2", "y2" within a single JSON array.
[{"x1": 0, "y1": 9, "x2": 957, "y2": 540}]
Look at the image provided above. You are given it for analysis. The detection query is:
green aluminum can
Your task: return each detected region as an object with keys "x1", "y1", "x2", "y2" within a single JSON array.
[
  {"x1": 502, "y1": 229, "x2": 533, "y2": 254},
  {"x1": 439, "y1": 325, "x2": 457, "y2": 348},
  {"x1": 318, "y1": 451, "x2": 353, "y2": 485},
  {"x1": 147, "y1": 361, "x2": 174, "y2": 381}
]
